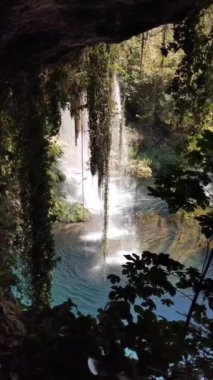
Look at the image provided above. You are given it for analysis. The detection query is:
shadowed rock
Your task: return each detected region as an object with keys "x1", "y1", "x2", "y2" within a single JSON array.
[{"x1": 0, "y1": 0, "x2": 212, "y2": 72}]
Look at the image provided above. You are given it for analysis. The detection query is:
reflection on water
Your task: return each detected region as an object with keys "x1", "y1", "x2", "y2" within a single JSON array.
[
  {"x1": 52, "y1": 79, "x2": 207, "y2": 317},
  {"x1": 52, "y1": 177, "x2": 206, "y2": 316}
]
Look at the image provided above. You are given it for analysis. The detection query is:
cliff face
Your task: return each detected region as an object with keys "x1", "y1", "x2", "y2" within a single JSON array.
[{"x1": 0, "y1": 0, "x2": 212, "y2": 70}]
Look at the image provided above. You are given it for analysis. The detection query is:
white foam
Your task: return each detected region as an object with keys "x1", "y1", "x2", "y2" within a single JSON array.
[
  {"x1": 91, "y1": 265, "x2": 102, "y2": 271},
  {"x1": 105, "y1": 250, "x2": 131, "y2": 265},
  {"x1": 83, "y1": 226, "x2": 129, "y2": 242}
]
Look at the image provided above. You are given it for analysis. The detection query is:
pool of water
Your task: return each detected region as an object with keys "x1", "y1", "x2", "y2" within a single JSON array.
[{"x1": 52, "y1": 177, "x2": 205, "y2": 317}]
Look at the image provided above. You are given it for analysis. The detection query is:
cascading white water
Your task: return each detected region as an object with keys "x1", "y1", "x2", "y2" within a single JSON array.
[
  {"x1": 53, "y1": 78, "x2": 143, "y2": 313},
  {"x1": 57, "y1": 77, "x2": 139, "y2": 262},
  {"x1": 58, "y1": 103, "x2": 102, "y2": 213},
  {"x1": 53, "y1": 77, "x2": 206, "y2": 315}
]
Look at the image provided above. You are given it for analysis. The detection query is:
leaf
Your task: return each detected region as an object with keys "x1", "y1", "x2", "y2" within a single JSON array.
[
  {"x1": 141, "y1": 299, "x2": 156, "y2": 310},
  {"x1": 107, "y1": 274, "x2": 121, "y2": 284},
  {"x1": 176, "y1": 278, "x2": 191, "y2": 289},
  {"x1": 116, "y1": 301, "x2": 132, "y2": 321},
  {"x1": 124, "y1": 254, "x2": 134, "y2": 261},
  {"x1": 124, "y1": 285, "x2": 136, "y2": 304},
  {"x1": 161, "y1": 298, "x2": 174, "y2": 307},
  {"x1": 109, "y1": 290, "x2": 116, "y2": 300},
  {"x1": 134, "y1": 305, "x2": 143, "y2": 314}
]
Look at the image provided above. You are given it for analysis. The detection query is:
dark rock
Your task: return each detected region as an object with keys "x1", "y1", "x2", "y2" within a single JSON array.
[{"x1": 0, "y1": 0, "x2": 212, "y2": 73}]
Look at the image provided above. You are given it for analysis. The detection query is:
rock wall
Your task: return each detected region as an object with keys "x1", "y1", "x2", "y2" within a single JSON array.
[{"x1": 0, "y1": 0, "x2": 212, "y2": 71}]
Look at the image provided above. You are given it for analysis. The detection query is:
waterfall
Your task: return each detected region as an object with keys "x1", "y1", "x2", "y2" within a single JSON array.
[
  {"x1": 110, "y1": 77, "x2": 128, "y2": 176},
  {"x1": 57, "y1": 77, "x2": 134, "y2": 260},
  {"x1": 58, "y1": 103, "x2": 101, "y2": 213},
  {"x1": 58, "y1": 77, "x2": 129, "y2": 211},
  {"x1": 53, "y1": 78, "x2": 207, "y2": 314}
]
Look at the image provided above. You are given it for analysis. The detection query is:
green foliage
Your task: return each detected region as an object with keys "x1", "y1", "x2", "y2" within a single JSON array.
[
  {"x1": 1, "y1": 252, "x2": 212, "y2": 379},
  {"x1": 0, "y1": 298, "x2": 98, "y2": 380},
  {"x1": 87, "y1": 43, "x2": 115, "y2": 257},
  {"x1": 147, "y1": 8, "x2": 213, "y2": 247},
  {"x1": 0, "y1": 42, "x2": 118, "y2": 302},
  {"x1": 196, "y1": 211, "x2": 213, "y2": 239},
  {"x1": 46, "y1": 142, "x2": 90, "y2": 223},
  {"x1": 0, "y1": 90, "x2": 24, "y2": 296},
  {"x1": 128, "y1": 157, "x2": 152, "y2": 178},
  {"x1": 54, "y1": 200, "x2": 90, "y2": 223},
  {"x1": 149, "y1": 129, "x2": 213, "y2": 212},
  {"x1": 149, "y1": 167, "x2": 210, "y2": 212},
  {"x1": 47, "y1": 142, "x2": 90, "y2": 224},
  {"x1": 101, "y1": 252, "x2": 213, "y2": 379},
  {"x1": 0, "y1": 63, "x2": 74, "y2": 308},
  {"x1": 187, "y1": 129, "x2": 213, "y2": 172},
  {"x1": 118, "y1": 28, "x2": 186, "y2": 178},
  {"x1": 129, "y1": 144, "x2": 180, "y2": 175},
  {"x1": 169, "y1": 7, "x2": 213, "y2": 130},
  {"x1": 87, "y1": 43, "x2": 114, "y2": 185},
  {"x1": 68, "y1": 53, "x2": 89, "y2": 143},
  {"x1": 120, "y1": 28, "x2": 179, "y2": 128},
  {"x1": 0, "y1": 7, "x2": 212, "y2": 379},
  {"x1": 11, "y1": 71, "x2": 58, "y2": 309},
  {"x1": 119, "y1": 8, "x2": 212, "y2": 183}
]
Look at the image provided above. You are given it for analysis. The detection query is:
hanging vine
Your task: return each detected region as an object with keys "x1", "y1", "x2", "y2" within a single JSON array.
[
  {"x1": 87, "y1": 44, "x2": 114, "y2": 256},
  {"x1": 0, "y1": 42, "x2": 117, "y2": 299},
  {"x1": 69, "y1": 52, "x2": 88, "y2": 145},
  {"x1": 10, "y1": 67, "x2": 70, "y2": 309},
  {"x1": 160, "y1": 25, "x2": 168, "y2": 75},
  {"x1": 140, "y1": 33, "x2": 146, "y2": 73},
  {"x1": 0, "y1": 88, "x2": 24, "y2": 297},
  {"x1": 87, "y1": 44, "x2": 114, "y2": 186}
]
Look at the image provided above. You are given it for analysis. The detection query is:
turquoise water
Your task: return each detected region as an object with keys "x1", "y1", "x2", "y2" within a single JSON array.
[
  {"x1": 53, "y1": 93, "x2": 208, "y2": 319},
  {"x1": 52, "y1": 178, "x2": 205, "y2": 318}
]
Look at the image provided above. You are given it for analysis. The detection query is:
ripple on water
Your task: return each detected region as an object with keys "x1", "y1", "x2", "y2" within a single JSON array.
[{"x1": 53, "y1": 89, "x2": 208, "y2": 317}]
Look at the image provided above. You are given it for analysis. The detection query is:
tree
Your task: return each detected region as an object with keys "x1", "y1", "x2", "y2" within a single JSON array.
[{"x1": 0, "y1": 251, "x2": 212, "y2": 379}]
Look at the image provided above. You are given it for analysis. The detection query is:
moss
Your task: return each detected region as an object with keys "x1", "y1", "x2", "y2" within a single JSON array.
[
  {"x1": 136, "y1": 211, "x2": 206, "y2": 260},
  {"x1": 54, "y1": 199, "x2": 90, "y2": 223},
  {"x1": 128, "y1": 159, "x2": 152, "y2": 178},
  {"x1": 176, "y1": 207, "x2": 213, "y2": 223}
]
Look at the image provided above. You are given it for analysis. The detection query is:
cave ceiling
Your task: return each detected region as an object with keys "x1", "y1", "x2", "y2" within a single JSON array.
[{"x1": 0, "y1": 0, "x2": 212, "y2": 71}]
